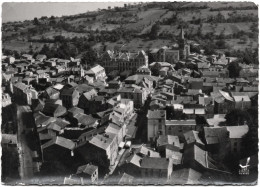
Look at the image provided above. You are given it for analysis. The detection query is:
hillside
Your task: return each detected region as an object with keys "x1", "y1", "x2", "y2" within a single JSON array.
[{"x1": 2, "y1": 2, "x2": 258, "y2": 56}]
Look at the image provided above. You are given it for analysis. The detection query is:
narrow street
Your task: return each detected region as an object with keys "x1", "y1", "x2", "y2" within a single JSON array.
[
  {"x1": 134, "y1": 97, "x2": 151, "y2": 143},
  {"x1": 108, "y1": 148, "x2": 126, "y2": 175},
  {"x1": 16, "y1": 105, "x2": 40, "y2": 184}
]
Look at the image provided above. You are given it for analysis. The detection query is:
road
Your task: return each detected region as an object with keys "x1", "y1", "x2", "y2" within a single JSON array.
[
  {"x1": 134, "y1": 98, "x2": 151, "y2": 143},
  {"x1": 125, "y1": 113, "x2": 137, "y2": 126},
  {"x1": 16, "y1": 105, "x2": 40, "y2": 184},
  {"x1": 107, "y1": 113, "x2": 137, "y2": 175},
  {"x1": 108, "y1": 149, "x2": 126, "y2": 175}
]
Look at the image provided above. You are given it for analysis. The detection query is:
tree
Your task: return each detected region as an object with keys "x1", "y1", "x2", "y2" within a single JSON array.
[
  {"x1": 39, "y1": 44, "x2": 55, "y2": 58},
  {"x1": 147, "y1": 52, "x2": 155, "y2": 64},
  {"x1": 165, "y1": 106, "x2": 175, "y2": 120},
  {"x1": 225, "y1": 109, "x2": 250, "y2": 126},
  {"x1": 28, "y1": 48, "x2": 34, "y2": 55},
  {"x1": 54, "y1": 35, "x2": 66, "y2": 43},
  {"x1": 33, "y1": 17, "x2": 39, "y2": 25},
  {"x1": 241, "y1": 108, "x2": 258, "y2": 157},
  {"x1": 241, "y1": 125, "x2": 258, "y2": 157},
  {"x1": 149, "y1": 22, "x2": 160, "y2": 40},
  {"x1": 40, "y1": 16, "x2": 48, "y2": 20},
  {"x1": 227, "y1": 61, "x2": 242, "y2": 78},
  {"x1": 81, "y1": 49, "x2": 98, "y2": 67},
  {"x1": 2, "y1": 48, "x2": 13, "y2": 56},
  {"x1": 250, "y1": 22, "x2": 258, "y2": 33},
  {"x1": 215, "y1": 39, "x2": 226, "y2": 49},
  {"x1": 13, "y1": 50, "x2": 20, "y2": 59},
  {"x1": 174, "y1": 61, "x2": 185, "y2": 70},
  {"x1": 243, "y1": 48, "x2": 257, "y2": 64},
  {"x1": 150, "y1": 62, "x2": 161, "y2": 76},
  {"x1": 240, "y1": 35, "x2": 249, "y2": 44},
  {"x1": 203, "y1": 42, "x2": 216, "y2": 55},
  {"x1": 195, "y1": 115, "x2": 209, "y2": 132},
  {"x1": 190, "y1": 44, "x2": 201, "y2": 54}
]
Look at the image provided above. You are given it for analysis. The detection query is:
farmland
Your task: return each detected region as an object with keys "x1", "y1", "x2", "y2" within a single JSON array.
[
  {"x1": 3, "y1": 40, "x2": 50, "y2": 53},
  {"x1": 93, "y1": 38, "x2": 174, "y2": 52},
  {"x1": 2, "y1": 2, "x2": 258, "y2": 55}
]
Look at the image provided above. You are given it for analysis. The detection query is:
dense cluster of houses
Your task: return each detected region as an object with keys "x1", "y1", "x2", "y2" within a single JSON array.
[{"x1": 1, "y1": 30, "x2": 258, "y2": 184}]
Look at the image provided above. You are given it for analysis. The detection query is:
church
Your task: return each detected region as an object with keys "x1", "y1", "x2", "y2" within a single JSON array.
[{"x1": 149, "y1": 28, "x2": 190, "y2": 64}]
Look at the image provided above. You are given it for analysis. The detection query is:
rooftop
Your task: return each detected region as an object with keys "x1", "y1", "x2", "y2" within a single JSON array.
[
  {"x1": 169, "y1": 168, "x2": 202, "y2": 184},
  {"x1": 207, "y1": 114, "x2": 226, "y2": 127},
  {"x1": 147, "y1": 110, "x2": 166, "y2": 119},
  {"x1": 128, "y1": 153, "x2": 142, "y2": 167},
  {"x1": 204, "y1": 127, "x2": 229, "y2": 145},
  {"x1": 136, "y1": 145, "x2": 160, "y2": 158},
  {"x1": 157, "y1": 135, "x2": 180, "y2": 148},
  {"x1": 86, "y1": 65, "x2": 104, "y2": 74},
  {"x1": 76, "y1": 164, "x2": 98, "y2": 176},
  {"x1": 166, "y1": 120, "x2": 196, "y2": 126},
  {"x1": 140, "y1": 157, "x2": 170, "y2": 170},
  {"x1": 184, "y1": 130, "x2": 204, "y2": 145},
  {"x1": 42, "y1": 136, "x2": 75, "y2": 150},
  {"x1": 2, "y1": 134, "x2": 17, "y2": 144},
  {"x1": 118, "y1": 173, "x2": 134, "y2": 185},
  {"x1": 226, "y1": 125, "x2": 249, "y2": 139},
  {"x1": 89, "y1": 133, "x2": 116, "y2": 150},
  {"x1": 74, "y1": 113, "x2": 98, "y2": 127},
  {"x1": 42, "y1": 103, "x2": 67, "y2": 117},
  {"x1": 233, "y1": 95, "x2": 251, "y2": 102}
]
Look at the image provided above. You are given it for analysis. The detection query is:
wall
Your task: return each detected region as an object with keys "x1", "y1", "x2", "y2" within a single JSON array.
[
  {"x1": 147, "y1": 118, "x2": 165, "y2": 142},
  {"x1": 166, "y1": 125, "x2": 196, "y2": 140}
]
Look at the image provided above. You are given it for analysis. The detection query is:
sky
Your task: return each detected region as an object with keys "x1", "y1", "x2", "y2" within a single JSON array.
[{"x1": 2, "y1": 2, "x2": 127, "y2": 23}]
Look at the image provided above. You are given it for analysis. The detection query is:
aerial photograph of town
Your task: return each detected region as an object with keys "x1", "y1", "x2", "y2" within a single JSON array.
[{"x1": 1, "y1": 1, "x2": 258, "y2": 185}]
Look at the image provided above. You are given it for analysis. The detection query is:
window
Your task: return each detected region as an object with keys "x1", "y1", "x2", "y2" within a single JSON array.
[
  {"x1": 159, "y1": 170, "x2": 162, "y2": 177},
  {"x1": 145, "y1": 169, "x2": 148, "y2": 177},
  {"x1": 234, "y1": 142, "x2": 237, "y2": 147},
  {"x1": 234, "y1": 148, "x2": 237, "y2": 152}
]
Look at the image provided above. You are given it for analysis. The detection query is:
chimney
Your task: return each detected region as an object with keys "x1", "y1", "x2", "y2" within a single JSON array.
[
  {"x1": 241, "y1": 97, "x2": 244, "y2": 110},
  {"x1": 180, "y1": 27, "x2": 185, "y2": 40},
  {"x1": 139, "y1": 159, "x2": 142, "y2": 165},
  {"x1": 227, "y1": 57, "x2": 230, "y2": 64}
]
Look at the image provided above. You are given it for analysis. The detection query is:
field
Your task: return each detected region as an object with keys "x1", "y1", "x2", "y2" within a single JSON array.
[
  {"x1": 182, "y1": 2, "x2": 256, "y2": 9},
  {"x1": 205, "y1": 2, "x2": 256, "y2": 9},
  {"x1": 160, "y1": 11, "x2": 174, "y2": 19},
  {"x1": 2, "y1": 2, "x2": 258, "y2": 55},
  {"x1": 225, "y1": 38, "x2": 258, "y2": 50},
  {"x1": 89, "y1": 23, "x2": 120, "y2": 31},
  {"x1": 201, "y1": 22, "x2": 253, "y2": 35},
  {"x1": 177, "y1": 9, "x2": 257, "y2": 22},
  {"x1": 3, "y1": 40, "x2": 51, "y2": 52},
  {"x1": 31, "y1": 31, "x2": 89, "y2": 40},
  {"x1": 67, "y1": 16, "x2": 121, "y2": 31},
  {"x1": 125, "y1": 8, "x2": 167, "y2": 30},
  {"x1": 93, "y1": 38, "x2": 173, "y2": 52},
  {"x1": 141, "y1": 22, "x2": 254, "y2": 37}
]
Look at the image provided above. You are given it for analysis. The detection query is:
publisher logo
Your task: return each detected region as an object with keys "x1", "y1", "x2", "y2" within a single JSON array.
[{"x1": 239, "y1": 157, "x2": 250, "y2": 175}]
